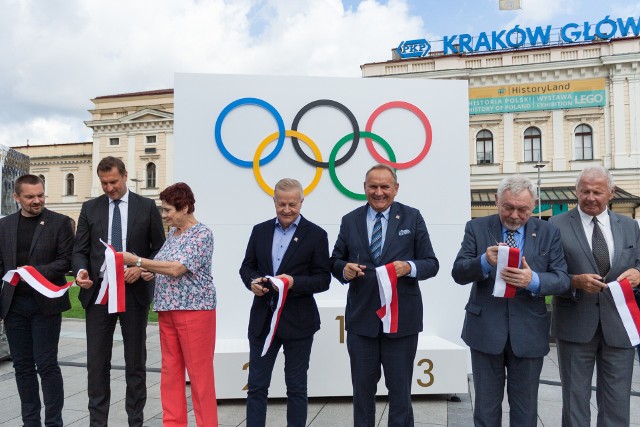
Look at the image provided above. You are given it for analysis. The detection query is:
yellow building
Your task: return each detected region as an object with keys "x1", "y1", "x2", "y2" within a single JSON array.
[
  {"x1": 362, "y1": 30, "x2": 640, "y2": 218},
  {"x1": 12, "y1": 142, "x2": 93, "y2": 226},
  {"x1": 15, "y1": 90, "x2": 174, "y2": 224}
]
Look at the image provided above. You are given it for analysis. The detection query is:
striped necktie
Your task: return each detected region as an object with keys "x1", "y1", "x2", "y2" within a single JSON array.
[{"x1": 370, "y1": 212, "x2": 383, "y2": 264}]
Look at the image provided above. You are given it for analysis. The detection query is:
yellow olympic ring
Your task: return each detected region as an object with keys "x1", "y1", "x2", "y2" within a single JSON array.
[{"x1": 253, "y1": 130, "x2": 323, "y2": 197}]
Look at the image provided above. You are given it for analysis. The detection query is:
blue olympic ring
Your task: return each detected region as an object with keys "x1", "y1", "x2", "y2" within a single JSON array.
[{"x1": 214, "y1": 97, "x2": 286, "y2": 168}]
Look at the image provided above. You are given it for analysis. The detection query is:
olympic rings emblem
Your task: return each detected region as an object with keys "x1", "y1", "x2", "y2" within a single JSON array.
[{"x1": 214, "y1": 98, "x2": 432, "y2": 200}]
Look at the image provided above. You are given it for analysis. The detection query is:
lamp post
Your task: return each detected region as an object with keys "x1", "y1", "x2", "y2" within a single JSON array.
[
  {"x1": 534, "y1": 163, "x2": 546, "y2": 219},
  {"x1": 130, "y1": 173, "x2": 143, "y2": 193}
]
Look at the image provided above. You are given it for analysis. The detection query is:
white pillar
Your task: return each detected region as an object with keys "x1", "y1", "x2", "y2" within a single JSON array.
[
  {"x1": 552, "y1": 110, "x2": 565, "y2": 171},
  {"x1": 502, "y1": 113, "x2": 516, "y2": 173}
]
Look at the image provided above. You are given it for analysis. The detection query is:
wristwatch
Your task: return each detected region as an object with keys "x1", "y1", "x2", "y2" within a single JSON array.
[{"x1": 136, "y1": 257, "x2": 142, "y2": 268}]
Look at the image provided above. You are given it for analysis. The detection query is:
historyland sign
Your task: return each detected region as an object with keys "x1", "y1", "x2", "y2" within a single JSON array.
[
  {"x1": 397, "y1": 16, "x2": 640, "y2": 58},
  {"x1": 469, "y1": 78, "x2": 606, "y2": 115}
]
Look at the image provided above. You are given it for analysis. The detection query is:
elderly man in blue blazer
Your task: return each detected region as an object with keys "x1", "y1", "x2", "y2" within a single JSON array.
[
  {"x1": 549, "y1": 165, "x2": 640, "y2": 427},
  {"x1": 239, "y1": 178, "x2": 331, "y2": 427},
  {"x1": 452, "y1": 174, "x2": 569, "y2": 427},
  {"x1": 330, "y1": 164, "x2": 439, "y2": 427}
]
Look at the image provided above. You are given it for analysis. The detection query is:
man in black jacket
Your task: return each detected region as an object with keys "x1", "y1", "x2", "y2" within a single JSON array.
[{"x1": 0, "y1": 174, "x2": 74, "y2": 427}]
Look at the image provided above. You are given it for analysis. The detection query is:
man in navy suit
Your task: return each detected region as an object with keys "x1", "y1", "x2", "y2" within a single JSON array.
[
  {"x1": 239, "y1": 178, "x2": 331, "y2": 427},
  {"x1": 73, "y1": 156, "x2": 165, "y2": 426},
  {"x1": 452, "y1": 175, "x2": 569, "y2": 426},
  {"x1": 0, "y1": 174, "x2": 74, "y2": 427},
  {"x1": 330, "y1": 164, "x2": 439, "y2": 427}
]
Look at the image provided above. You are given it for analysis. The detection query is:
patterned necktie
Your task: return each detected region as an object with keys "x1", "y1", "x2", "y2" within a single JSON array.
[
  {"x1": 591, "y1": 217, "x2": 610, "y2": 278},
  {"x1": 505, "y1": 230, "x2": 517, "y2": 248},
  {"x1": 370, "y1": 212, "x2": 383, "y2": 264},
  {"x1": 111, "y1": 199, "x2": 123, "y2": 252}
]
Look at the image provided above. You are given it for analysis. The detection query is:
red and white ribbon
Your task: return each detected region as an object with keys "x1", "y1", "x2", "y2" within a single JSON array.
[
  {"x1": 261, "y1": 276, "x2": 289, "y2": 357},
  {"x1": 608, "y1": 278, "x2": 640, "y2": 346},
  {"x1": 493, "y1": 245, "x2": 520, "y2": 298},
  {"x1": 375, "y1": 263, "x2": 399, "y2": 334},
  {"x1": 2, "y1": 266, "x2": 74, "y2": 298},
  {"x1": 95, "y1": 239, "x2": 126, "y2": 313}
]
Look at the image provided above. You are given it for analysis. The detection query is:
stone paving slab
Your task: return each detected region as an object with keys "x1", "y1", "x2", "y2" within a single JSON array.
[{"x1": 3, "y1": 319, "x2": 640, "y2": 426}]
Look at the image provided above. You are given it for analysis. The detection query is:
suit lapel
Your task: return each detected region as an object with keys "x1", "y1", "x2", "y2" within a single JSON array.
[
  {"x1": 568, "y1": 208, "x2": 599, "y2": 273},
  {"x1": 380, "y1": 203, "x2": 400, "y2": 262},
  {"x1": 522, "y1": 219, "x2": 538, "y2": 261},
  {"x1": 100, "y1": 195, "x2": 110, "y2": 243},
  {"x1": 609, "y1": 211, "x2": 624, "y2": 274},
  {"x1": 356, "y1": 206, "x2": 371, "y2": 262},
  {"x1": 6, "y1": 213, "x2": 19, "y2": 269},
  {"x1": 487, "y1": 215, "x2": 502, "y2": 246},
  {"x1": 265, "y1": 220, "x2": 276, "y2": 276},
  {"x1": 277, "y1": 217, "x2": 307, "y2": 274},
  {"x1": 28, "y1": 208, "x2": 48, "y2": 257},
  {"x1": 126, "y1": 192, "x2": 138, "y2": 244}
]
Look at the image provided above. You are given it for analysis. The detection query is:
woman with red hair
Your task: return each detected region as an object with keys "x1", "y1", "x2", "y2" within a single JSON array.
[{"x1": 123, "y1": 182, "x2": 217, "y2": 426}]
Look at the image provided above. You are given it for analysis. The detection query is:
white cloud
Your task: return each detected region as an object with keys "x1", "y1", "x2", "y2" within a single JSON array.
[
  {"x1": 0, "y1": 117, "x2": 92, "y2": 147},
  {"x1": 0, "y1": 0, "x2": 424, "y2": 146}
]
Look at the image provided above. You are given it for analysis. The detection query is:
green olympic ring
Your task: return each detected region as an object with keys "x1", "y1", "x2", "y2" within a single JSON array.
[{"x1": 329, "y1": 131, "x2": 396, "y2": 200}]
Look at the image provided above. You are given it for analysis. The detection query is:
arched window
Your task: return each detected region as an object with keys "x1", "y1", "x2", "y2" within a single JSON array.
[
  {"x1": 146, "y1": 163, "x2": 157, "y2": 188},
  {"x1": 575, "y1": 124, "x2": 593, "y2": 160},
  {"x1": 65, "y1": 173, "x2": 75, "y2": 196},
  {"x1": 523, "y1": 127, "x2": 542, "y2": 162},
  {"x1": 475, "y1": 130, "x2": 494, "y2": 164},
  {"x1": 38, "y1": 174, "x2": 45, "y2": 189}
]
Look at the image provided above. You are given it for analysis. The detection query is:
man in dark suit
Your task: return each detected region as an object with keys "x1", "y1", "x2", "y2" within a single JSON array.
[
  {"x1": 0, "y1": 174, "x2": 74, "y2": 427},
  {"x1": 239, "y1": 178, "x2": 331, "y2": 427},
  {"x1": 549, "y1": 165, "x2": 640, "y2": 426},
  {"x1": 452, "y1": 174, "x2": 569, "y2": 427},
  {"x1": 73, "y1": 156, "x2": 165, "y2": 427},
  {"x1": 330, "y1": 164, "x2": 439, "y2": 427}
]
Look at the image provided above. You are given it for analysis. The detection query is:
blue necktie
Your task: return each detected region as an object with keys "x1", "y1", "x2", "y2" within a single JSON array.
[
  {"x1": 111, "y1": 199, "x2": 123, "y2": 252},
  {"x1": 370, "y1": 212, "x2": 383, "y2": 264}
]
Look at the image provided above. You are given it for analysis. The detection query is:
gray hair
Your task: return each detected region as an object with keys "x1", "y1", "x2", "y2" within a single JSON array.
[
  {"x1": 576, "y1": 165, "x2": 615, "y2": 191},
  {"x1": 365, "y1": 164, "x2": 397, "y2": 184},
  {"x1": 274, "y1": 178, "x2": 303, "y2": 200},
  {"x1": 497, "y1": 175, "x2": 535, "y2": 200}
]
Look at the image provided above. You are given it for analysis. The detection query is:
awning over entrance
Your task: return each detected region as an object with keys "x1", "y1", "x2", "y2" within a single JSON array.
[{"x1": 471, "y1": 186, "x2": 640, "y2": 208}]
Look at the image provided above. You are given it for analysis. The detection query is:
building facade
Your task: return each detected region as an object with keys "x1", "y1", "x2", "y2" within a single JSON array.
[
  {"x1": 362, "y1": 34, "x2": 640, "y2": 218},
  {"x1": 15, "y1": 90, "x2": 174, "y2": 224},
  {"x1": 14, "y1": 31, "x2": 640, "y2": 222}
]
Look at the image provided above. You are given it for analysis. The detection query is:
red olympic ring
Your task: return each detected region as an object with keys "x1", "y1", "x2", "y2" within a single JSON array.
[{"x1": 364, "y1": 101, "x2": 432, "y2": 169}]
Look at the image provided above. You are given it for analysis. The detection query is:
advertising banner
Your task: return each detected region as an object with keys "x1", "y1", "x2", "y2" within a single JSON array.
[{"x1": 469, "y1": 78, "x2": 606, "y2": 114}]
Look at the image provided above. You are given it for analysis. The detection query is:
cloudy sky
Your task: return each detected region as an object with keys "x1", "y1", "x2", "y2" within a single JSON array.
[{"x1": 1, "y1": 0, "x2": 638, "y2": 147}]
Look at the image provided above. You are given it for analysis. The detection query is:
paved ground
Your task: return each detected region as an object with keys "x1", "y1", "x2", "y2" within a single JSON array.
[{"x1": 1, "y1": 319, "x2": 640, "y2": 426}]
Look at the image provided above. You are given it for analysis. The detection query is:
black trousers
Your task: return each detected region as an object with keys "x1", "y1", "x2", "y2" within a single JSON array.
[
  {"x1": 85, "y1": 300, "x2": 149, "y2": 427},
  {"x1": 5, "y1": 294, "x2": 64, "y2": 427}
]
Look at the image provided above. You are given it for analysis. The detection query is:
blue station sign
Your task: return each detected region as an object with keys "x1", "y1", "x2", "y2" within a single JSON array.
[{"x1": 397, "y1": 16, "x2": 640, "y2": 58}]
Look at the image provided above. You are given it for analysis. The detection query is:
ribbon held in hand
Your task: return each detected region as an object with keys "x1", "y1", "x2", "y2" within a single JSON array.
[
  {"x1": 376, "y1": 263, "x2": 399, "y2": 334},
  {"x1": 95, "y1": 239, "x2": 126, "y2": 313},
  {"x1": 261, "y1": 276, "x2": 290, "y2": 357},
  {"x1": 608, "y1": 278, "x2": 640, "y2": 346},
  {"x1": 493, "y1": 245, "x2": 520, "y2": 298},
  {"x1": 2, "y1": 266, "x2": 74, "y2": 298}
]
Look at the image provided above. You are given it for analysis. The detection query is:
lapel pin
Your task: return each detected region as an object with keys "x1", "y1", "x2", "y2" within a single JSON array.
[
  {"x1": 40, "y1": 221, "x2": 45, "y2": 225},
  {"x1": 294, "y1": 237, "x2": 298, "y2": 242},
  {"x1": 531, "y1": 233, "x2": 536, "y2": 237},
  {"x1": 396, "y1": 215, "x2": 400, "y2": 220}
]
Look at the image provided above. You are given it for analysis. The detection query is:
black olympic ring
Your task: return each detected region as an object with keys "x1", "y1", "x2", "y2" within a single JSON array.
[{"x1": 290, "y1": 99, "x2": 360, "y2": 168}]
